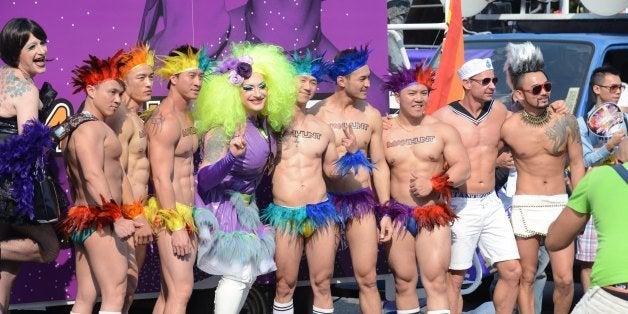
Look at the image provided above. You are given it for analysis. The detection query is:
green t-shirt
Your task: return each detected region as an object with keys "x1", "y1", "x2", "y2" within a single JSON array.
[{"x1": 567, "y1": 163, "x2": 628, "y2": 287}]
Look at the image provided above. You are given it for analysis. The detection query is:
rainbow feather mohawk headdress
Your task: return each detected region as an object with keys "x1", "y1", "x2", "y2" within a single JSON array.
[
  {"x1": 290, "y1": 49, "x2": 329, "y2": 82},
  {"x1": 155, "y1": 45, "x2": 214, "y2": 79},
  {"x1": 504, "y1": 42, "x2": 545, "y2": 88},
  {"x1": 71, "y1": 55, "x2": 122, "y2": 94},
  {"x1": 328, "y1": 45, "x2": 372, "y2": 82},
  {"x1": 117, "y1": 43, "x2": 155, "y2": 78},
  {"x1": 383, "y1": 62, "x2": 435, "y2": 93}
]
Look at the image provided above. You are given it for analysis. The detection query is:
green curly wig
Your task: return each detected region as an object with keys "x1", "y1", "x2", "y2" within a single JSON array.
[{"x1": 194, "y1": 42, "x2": 297, "y2": 138}]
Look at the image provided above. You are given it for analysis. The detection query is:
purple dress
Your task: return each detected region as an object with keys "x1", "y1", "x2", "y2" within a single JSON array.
[{"x1": 195, "y1": 117, "x2": 276, "y2": 278}]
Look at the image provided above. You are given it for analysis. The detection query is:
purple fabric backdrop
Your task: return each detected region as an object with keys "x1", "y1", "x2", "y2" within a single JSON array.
[{"x1": 1, "y1": 0, "x2": 388, "y2": 306}]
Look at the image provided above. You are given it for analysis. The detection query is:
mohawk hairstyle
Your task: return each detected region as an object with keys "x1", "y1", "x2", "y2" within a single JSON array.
[
  {"x1": 328, "y1": 45, "x2": 372, "y2": 82},
  {"x1": 290, "y1": 49, "x2": 329, "y2": 82},
  {"x1": 71, "y1": 55, "x2": 122, "y2": 94},
  {"x1": 155, "y1": 45, "x2": 214, "y2": 79},
  {"x1": 504, "y1": 42, "x2": 545, "y2": 89},
  {"x1": 117, "y1": 43, "x2": 155, "y2": 78},
  {"x1": 383, "y1": 62, "x2": 434, "y2": 93}
]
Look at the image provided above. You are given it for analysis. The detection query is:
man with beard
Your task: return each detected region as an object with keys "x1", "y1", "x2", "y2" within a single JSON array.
[{"x1": 501, "y1": 42, "x2": 585, "y2": 314}]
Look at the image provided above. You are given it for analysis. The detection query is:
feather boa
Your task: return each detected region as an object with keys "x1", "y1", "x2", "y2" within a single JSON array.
[
  {"x1": 334, "y1": 150, "x2": 375, "y2": 177},
  {"x1": 0, "y1": 119, "x2": 54, "y2": 219},
  {"x1": 413, "y1": 203, "x2": 457, "y2": 231}
]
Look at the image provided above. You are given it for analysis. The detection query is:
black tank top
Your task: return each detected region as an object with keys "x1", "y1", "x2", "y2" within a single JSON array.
[{"x1": 0, "y1": 116, "x2": 18, "y2": 141}]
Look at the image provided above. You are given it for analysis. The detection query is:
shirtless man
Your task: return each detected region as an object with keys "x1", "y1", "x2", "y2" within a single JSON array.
[
  {"x1": 309, "y1": 46, "x2": 392, "y2": 314},
  {"x1": 145, "y1": 45, "x2": 208, "y2": 314},
  {"x1": 263, "y1": 52, "x2": 357, "y2": 314},
  {"x1": 501, "y1": 42, "x2": 585, "y2": 314},
  {"x1": 381, "y1": 64, "x2": 470, "y2": 314},
  {"x1": 105, "y1": 44, "x2": 155, "y2": 313},
  {"x1": 60, "y1": 55, "x2": 138, "y2": 314},
  {"x1": 431, "y1": 58, "x2": 522, "y2": 314}
]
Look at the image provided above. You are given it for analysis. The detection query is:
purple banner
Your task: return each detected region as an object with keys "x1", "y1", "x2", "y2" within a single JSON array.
[{"x1": 2, "y1": 0, "x2": 388, "y2": 306}]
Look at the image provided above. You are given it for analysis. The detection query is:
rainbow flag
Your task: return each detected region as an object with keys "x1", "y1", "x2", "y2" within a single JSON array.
[{"x1": 426, "y1": 0, "x2": 464, "y2": 114}]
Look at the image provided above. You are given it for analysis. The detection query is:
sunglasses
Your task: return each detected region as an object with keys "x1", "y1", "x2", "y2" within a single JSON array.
[
  {"x1": 598, "y1": 84, "x2": 626, "y2": 93},
  {"x1": 521, "y1": 82, "x2": 552, "y2": 95},
  {"x1": 469, "y1": 77, "x2": 499, "y2": 86}
]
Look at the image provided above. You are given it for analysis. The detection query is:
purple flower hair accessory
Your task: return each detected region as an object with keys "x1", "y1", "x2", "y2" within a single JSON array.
[{"x1": 216, "y1": 55, "x2": 254, "y2": 86}]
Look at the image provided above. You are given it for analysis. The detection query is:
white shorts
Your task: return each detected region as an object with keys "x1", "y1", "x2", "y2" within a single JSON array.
[
  {"x1": 572, "y1": 286, "x2": 628, "y2": 314},
  {"x1": 449, "y1": 191, "x2": 520, "y2": 270},
  {"x1": 510, "y1": 194, "x2": 568, "y2": 238}
]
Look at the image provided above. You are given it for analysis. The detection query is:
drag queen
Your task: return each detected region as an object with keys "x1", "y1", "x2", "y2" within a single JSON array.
[{"x1": 193, "y1": 42, "x2": 296, "y2": 313}]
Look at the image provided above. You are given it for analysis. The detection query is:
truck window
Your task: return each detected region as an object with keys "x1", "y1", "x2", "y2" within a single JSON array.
[{"x1": 464, "y1": 41, "x2": 594, "y2": 112}]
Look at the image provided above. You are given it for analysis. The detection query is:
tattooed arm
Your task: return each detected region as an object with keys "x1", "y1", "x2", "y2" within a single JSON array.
[
  {"x1": 7, "y1": 72, "x2": 40, "y2": 134},
  {"x1": 146, "y1": 111, "x2": 179, "y2": 210},
  {"x1": 565, "y1": 114, "x2": 585, "y2": 188},
  {"x1": 197, "y1": 128, "x2": 234, "y2": 195}
]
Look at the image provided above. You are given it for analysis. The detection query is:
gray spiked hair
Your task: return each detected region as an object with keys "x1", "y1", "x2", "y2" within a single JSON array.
[{"x1": 504, "y1": 42, "x2": 545, "y2": 89}]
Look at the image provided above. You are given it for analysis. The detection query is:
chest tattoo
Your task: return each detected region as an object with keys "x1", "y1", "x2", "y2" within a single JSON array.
[
  {"x1": 329, "y1": 121, "x2": 369, "y2": 131},
  {"x1": 386, "y1": 136, "x2": 435, "y2": 148}
]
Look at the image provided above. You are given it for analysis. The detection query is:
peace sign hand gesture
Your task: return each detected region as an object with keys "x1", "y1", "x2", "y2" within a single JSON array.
[{"x1": 341, "y1": 125, "x2": 358, "y2": 154}]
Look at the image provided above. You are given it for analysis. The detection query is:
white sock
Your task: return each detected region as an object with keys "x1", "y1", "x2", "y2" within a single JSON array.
[
  {"x1": 98, "y1": 312, "x2": 122, "y2": 314},
  {"x1": 427, "y1": 310, "x2": 451, "y2": 314},
  {"x1": 214, "y1": 276, "x2": 253, "y2": 314},
  {"x1": 312, "y1": 305, "x2": 334, "y2": 313},
  {"x1": 273, "y1": 299, "x2": 294, "y2": 313},
  {"x1": 397, "y1": 307, "x2": 421, "y2": 314}
]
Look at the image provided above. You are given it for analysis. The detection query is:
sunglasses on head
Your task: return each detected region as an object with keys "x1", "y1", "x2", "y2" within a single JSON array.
[
  {"x1": 521, "y1": 82, "x2": 552, "y2": 95},
  {"x1": 469, "y1": 77, "x2": 498, "y2": 86},
  {"x1": 598, "y1": 84, "x2": 626, "y2": 94}
]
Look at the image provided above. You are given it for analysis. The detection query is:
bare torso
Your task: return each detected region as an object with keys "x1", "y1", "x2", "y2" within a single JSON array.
[
  {"x1": 272, "y1": 114, "x2": 333, "y2": 206},
  {"x1": 383, "y1": 116, "x2": 447, "y2": 206},
  {"x1": 432, "y1": 101, "x2": 508, "y2": 194},
  {"x1": 171, "y1": 111, "x2": 198, "y2": 206},
  {"x1": 310, "y1": 99, "x2": 377, "y2": 193},
  {"x1": 63, "y1": 120, "x2": 124, "y2": 205},
  {"x1": 107, "y1": 105, "x2": 150, "y2": 200},
  {"x1": 502, "y1": 112, "x2": 574, "y2": 195}
]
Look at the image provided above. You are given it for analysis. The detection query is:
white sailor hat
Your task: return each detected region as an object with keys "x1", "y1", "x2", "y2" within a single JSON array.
[{"x1": 457, "y1": 58, "x2": 494, "y2": 79}]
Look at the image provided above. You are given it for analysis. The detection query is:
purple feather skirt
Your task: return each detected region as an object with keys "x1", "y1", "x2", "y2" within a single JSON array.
[
  {"x1": 377, "y1": 199, "x2": 419, "y2": 237},
  {"x1": 330, "y1": 187, "x2": 377, "y2": 223}
]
